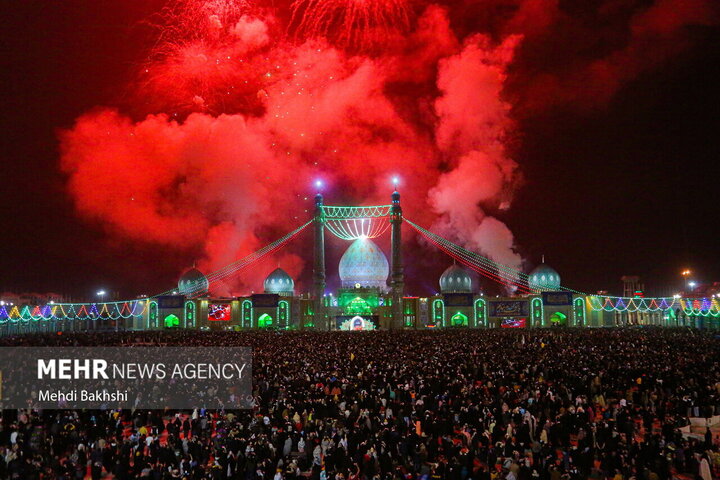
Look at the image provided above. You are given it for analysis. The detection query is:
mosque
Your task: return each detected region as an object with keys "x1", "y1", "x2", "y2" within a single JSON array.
[
  {"x1": 138, "y1": 190, "x2": 680, "y2": 331},
  {"x1": 163, "y1": 234, "x2": 589, "y2": 331},
  {"x1": 169, "y1": 253, "x2": 588, "y2": 331}
]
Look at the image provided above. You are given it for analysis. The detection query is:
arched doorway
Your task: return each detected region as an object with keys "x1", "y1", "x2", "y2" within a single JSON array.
[
  {"x1": 549, "y1": 311, "x2": 568, "y2": 326},
  {"x1": 163, "y1": 314, "x2": 180, "y2": 328},
  {"x1": 258, "y1": 313, "x2": 273, "y2": 328},
  {"x1": 450, "y1": 312, "x2": 468, "y2": 327}
]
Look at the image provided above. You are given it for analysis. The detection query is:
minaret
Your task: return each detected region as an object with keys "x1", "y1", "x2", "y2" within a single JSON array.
[
  {"x1": 313, "y1": 193, "x2": 327, "y2": 329},
  {"x1": 390, "y1": 190, "x2": 404, "y2": 329}
]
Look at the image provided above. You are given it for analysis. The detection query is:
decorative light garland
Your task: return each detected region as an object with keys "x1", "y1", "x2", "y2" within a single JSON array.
[
  {"x1": 166, "y1": 219, "x2": 313, "y2": 298},
  {"x1": 406, "y1": 219, "x2": 534, "y2": 293},
  {"x1": 322, "y1": 205, "x2": 392, "y2": 219},
  {"x1": 0, "y1": 300, "x2": 148, "y2": 323},
  {"x1": 325, "y1": 217, "x2": 390, "y2": 240}
]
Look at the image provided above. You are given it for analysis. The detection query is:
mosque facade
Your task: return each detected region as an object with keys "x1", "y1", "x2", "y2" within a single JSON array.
[
  {"x1": 129, "y1": 191, "x2": 676, "y2": 332},
  {"x1": 146, "y1": 236, "x2": 652, "y2": 331},
  {"x1": 1, "y1": 191, "x2": 695, "y2": 337}
]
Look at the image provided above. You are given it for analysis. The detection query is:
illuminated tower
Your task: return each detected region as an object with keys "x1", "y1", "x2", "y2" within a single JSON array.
[
  {"x1": 390, "y1": 190, "x2": 404, "y2": 328},
  {"x1": 313, "y1": 193, "x2": 327, "y2": 329}
]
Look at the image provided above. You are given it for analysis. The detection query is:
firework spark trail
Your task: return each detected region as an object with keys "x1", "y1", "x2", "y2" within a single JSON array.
[
  {"x1": 140, "y1": 0, "x2": 272, "y2": 114},
  {"x1": 290, "y1": 0, "x2": 411, "y2": 51}
]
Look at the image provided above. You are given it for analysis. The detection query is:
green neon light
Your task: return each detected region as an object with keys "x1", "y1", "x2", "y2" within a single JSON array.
[
  {"x1": 573, "y1": 297, "x2": 585, "y2": 325},
  {"x1": 549, "y1": 311, "x2": 567, "y2": 325},
  {"x1": 149, "y1": 301, "x2": 158, "y2": 328},
  {"x1": 474, "y1": 298, "x2": 486, "y2": 327},
  {"x1": 451, "y1": 311, "x2": 468, "y2": 326},
  {"x1": 277, "y1": 300, "x2": 289, "y2": 328},
  {"x1": 241, "y1": 300, "x2": 253, "y2": 328},
  {"x1": 185, "y1": 301, "x2": 195, "y2": 328},
  {"x1": 531, "y1": 297, "x2": 543, "y2": 326},
  {"x1": 258, "y1": 313, "x2": 273, "y2": 328},
  {"x1": 432, "y1": 299, "x2": 445, "y2": 327},
  {"x1": 164, "y1": 314, "x2": 180, "y2": 328}
]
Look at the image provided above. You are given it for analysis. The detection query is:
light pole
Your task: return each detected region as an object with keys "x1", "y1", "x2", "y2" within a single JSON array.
[{"x1": 681, "y1": 269, "x2": 692, "y2": 294}]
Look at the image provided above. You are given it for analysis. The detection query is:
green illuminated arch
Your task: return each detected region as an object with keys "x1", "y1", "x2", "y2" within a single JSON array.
[
  {"x1": 451, "y1": 312, "x2": 468, "y2": 327},
  {"x1": 184, "y1": 301, "x2": 195, "y2": 328},
  {"x1": 258, "y1": 313, "x2": 273, "y2": 328},
  {"x1": 149, "y1": 301, "x2": 158, "y2": 329},
  {"x1": 474, "y1": 298, "x2": 487, "y2": 327},
  {"x1": 549, "y1": 311, "x2": 567, "y2": 326},
  {"x1": 278, "y1": 300, "x2": 289, "y2": 329},
  {"x1": 241, "y1": 300, "x2": 253, "y2": 328},
  {"x1": 531, "y1": 298, "x2": 543, "y2": 327},
  {"x1": 573, "y1": 297, "x2": 585, "y2": 326},
  {"x1": 164, "y1": 314, "x2": 180, "y2": 328},
  {"x1": 432, "y1": 299, "x2": 445, "y2": 327}
]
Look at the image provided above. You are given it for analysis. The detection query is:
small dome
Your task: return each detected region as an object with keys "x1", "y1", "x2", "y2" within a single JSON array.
[
  {"x1": 264, "y1": 268, "x2": 295, "y2": 296},
  {"x1": 528, "y1": 263, "x2": 561, "y2": 291},
  {"x1": 178, "y1": 267, "x2": 209, "y2": 297},
  {"x1": 439, "y1": 264, "x2": 473, "y2": 293},
  {"x1": 339, "y1": 238, "x2": 389, "y2": 290}
]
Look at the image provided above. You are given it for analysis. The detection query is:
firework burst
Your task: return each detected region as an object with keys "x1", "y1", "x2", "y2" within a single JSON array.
[
  {"x1": 138, "y1": 0, "x2": 277, "y2": 115},
  {"x1": 290, "y1": 0, "x2": 412, "y2": 52}
]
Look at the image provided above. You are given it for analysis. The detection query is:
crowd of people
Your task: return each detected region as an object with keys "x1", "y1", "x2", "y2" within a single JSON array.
[{"x1": 0, "y1": 327, "x2": 719, "y2": 480}]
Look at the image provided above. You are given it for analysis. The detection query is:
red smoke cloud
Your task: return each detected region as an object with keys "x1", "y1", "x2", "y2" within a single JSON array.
[{"x1": 59, "y1": 0, "x2": 718, "y2": 294}]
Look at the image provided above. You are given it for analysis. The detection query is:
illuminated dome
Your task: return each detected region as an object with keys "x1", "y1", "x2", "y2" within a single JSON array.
[
  {"x1": 529, "y1": 263, "x2": 561, "y2": 291},
  {"x1": 339, "y1": 238, "x2": 389, "y2": 290},
  {"x1": 264, "y1": 268, "x2": 294, "y2": 296},
  {"x1": 178, "y1": 267, "x2": 209, "y2": 297},
  {"x1": 439, "y1": 264, "x2": 473, "y2": 293}
]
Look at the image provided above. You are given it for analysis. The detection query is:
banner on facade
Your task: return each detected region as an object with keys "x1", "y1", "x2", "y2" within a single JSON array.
[
  {"x1": 542, "y1": 292, "x2": 573, "y2": 306},
  {"x1": 489, "y1": 300, "x2": 529, "y2": 317}
]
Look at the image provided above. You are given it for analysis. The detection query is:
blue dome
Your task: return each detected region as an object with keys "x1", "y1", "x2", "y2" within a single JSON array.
[
  {"x1": 339, "y1": 238, "x2": 389, "y2": 290},
  {"x1": 178, "y1": 267, "x2": 209, "y2": 297},
  {"x1": 264, "y1": 268, "x2": 294, "y2": 296},
  {"x1": 439, "y1": 264, "x2": 473, "y2": 293},
  {"x1": 528, "y1": 263, "x2": 561, "y2": 291}
]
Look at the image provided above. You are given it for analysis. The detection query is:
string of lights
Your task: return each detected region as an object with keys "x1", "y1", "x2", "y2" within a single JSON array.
[
  {"x1": 322, "y1": 205, "x2": 392, "y2": 219},
  {"x1": 0, "y1": 300, "x2": 148, "y2": 323},
  {"x1": 325, "y1": 217, "x2": 390, "y2": 240},
  {"x1": 585, "y1": 296, "x2": 720, "y2": 317},
  {"x1": 2, "y1": 220, "x2": 314, "y2": 322},
  {"x1": 172, "y1": 219, "x2": 313, "y2": 297},
  {"x1": 586, "y1": 296, "x2": 678, "y2": 313},
  {"x1": 405, "y1": 219, "x2": 534, "y2": 293}
]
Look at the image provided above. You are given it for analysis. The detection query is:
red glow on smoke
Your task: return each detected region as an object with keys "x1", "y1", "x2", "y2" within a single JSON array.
[{"x1": 59, "y1": 0, "x2": 718, "y2": 294}]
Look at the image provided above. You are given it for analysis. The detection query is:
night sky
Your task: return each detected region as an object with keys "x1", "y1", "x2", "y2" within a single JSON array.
[{"x1": 1, "y1": 0, "x2": 719, "y2": 299}]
